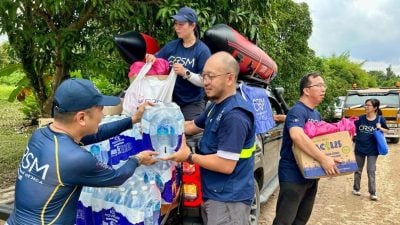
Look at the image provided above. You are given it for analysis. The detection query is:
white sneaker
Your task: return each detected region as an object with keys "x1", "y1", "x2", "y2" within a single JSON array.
[
  {"x1": 352, "y1": 189, "x2": 361, "y2": 196},
  {"x1": 370, "y1": 194, "x2": 378, "y2": 201}
]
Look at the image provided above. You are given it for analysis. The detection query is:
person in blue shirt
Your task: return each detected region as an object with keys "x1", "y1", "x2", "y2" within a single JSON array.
[
  {"x1": 352, "y1": 98, "x2": 388, "y2": 201},
  {"x1": 146, "y1": 6, "x2": 211, "y2": 121},
  {"x1": 163, "y1": 51, "x2": 256, "y2": 225},
  {"x1": 6, "y1": 78, "x2": 159, "y2": 225},
  {"x1": 272, "y1": 72, "x2": 341, "y2": 225}
]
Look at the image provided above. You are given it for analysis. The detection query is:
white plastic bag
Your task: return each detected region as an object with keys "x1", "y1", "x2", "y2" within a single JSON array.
[{"x1": 122, "y1": 63, "x2": 177, "y2": 116}]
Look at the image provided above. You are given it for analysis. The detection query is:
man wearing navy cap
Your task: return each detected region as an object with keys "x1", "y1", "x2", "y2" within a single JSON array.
[
  {"x1": 6, "y1": 78, "x2": 158, "y2": 225},
  {"x1": 146, "y1": 6, "x2": 211, "y2": 121}
]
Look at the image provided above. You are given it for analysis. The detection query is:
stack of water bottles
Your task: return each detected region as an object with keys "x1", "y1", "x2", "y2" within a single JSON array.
[{"x1": 76, "y1": 102, "x2": 184, "y2": 225}]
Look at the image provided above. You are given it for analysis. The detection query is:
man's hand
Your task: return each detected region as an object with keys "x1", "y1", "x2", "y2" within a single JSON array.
[
  {"x1": 161, "y1": 135, "x2": 191, "y2": 162},
  {"x1": 320, "y1": 156, "x2": 342, "y2": 176},
  {"x1": 132, "y1": 101, "x2": 154, "y2": 123},
  {"x1": 136, "y1": 150, "x2": 159, "y2": 165}
]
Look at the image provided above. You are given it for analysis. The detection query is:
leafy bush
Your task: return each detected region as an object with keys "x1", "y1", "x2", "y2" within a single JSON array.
[
  {"x1": 92, "y1": 75, "x2": 127, "y2": 96},
  {"x1": 19, "y1": 94, "x2": 40, "y2": 120},
  {"x1": 0, "y1": 71, "x2": 25, "y2": 85},
  {"x1": 0, "y1": 84, "x2": 31, "y2": 188}
]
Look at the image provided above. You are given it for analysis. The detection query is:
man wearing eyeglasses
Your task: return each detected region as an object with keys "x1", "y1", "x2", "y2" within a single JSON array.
[
  {"x1": 272, "y1": 72, "x2": 341, "y2": 225},
  {"x1": 164, "y1": 51, "x2": 256, "y2": 224}
]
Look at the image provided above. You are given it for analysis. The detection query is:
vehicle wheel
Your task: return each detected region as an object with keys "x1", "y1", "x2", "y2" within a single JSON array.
[
  {"x1": 390, "y1": 138, "x2": 399, "y2": 144},
  {"x1": 249, "y1": 179, "x2": 260, "y2": 225}
]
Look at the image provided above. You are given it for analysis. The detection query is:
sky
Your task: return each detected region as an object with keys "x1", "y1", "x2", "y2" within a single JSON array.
[
  {"x1": 0, "y1": 34, "x2": 6, "y2": 43},
  {"x1": 1, "y1": 1, "x2": 400, "y2": 75},
  {"x1": 295, "y1": 0, "x2": 400, "y2": 75}
]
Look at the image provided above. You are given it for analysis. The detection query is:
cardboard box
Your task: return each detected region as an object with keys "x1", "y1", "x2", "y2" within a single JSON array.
[
  {"x1": 293, "y1": 131, "x2": 358, "y2": 179},
  {"x1": 103, "y1": 98, "x2": 123, "y2": 116}
]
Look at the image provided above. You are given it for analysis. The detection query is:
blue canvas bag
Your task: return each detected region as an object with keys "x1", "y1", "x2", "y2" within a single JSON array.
[{"x1": 373, "y1": 116, "x2": 389, "y2": 155}]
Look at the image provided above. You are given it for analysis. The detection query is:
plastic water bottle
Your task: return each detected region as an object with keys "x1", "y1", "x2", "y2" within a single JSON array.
[
  {"x1": 76, "y1": 187, "x2": 94, "y2": 225},
  {"x1": 143, "y1": 169, "x2": 164, "y2": 192},
  {"x1": 125, "y1": 190, "x2": 144, "y2": 224},
  {"x1": 115, "y1": 192, "x2": 127, "y2": 222},
  {"x1": 90, "y1": 144, "x2": 101, "y2": 160},
  {"x1": 89, "y1": 142, "x2": 110, "y2": 168},
  {"x1": 99, "y1": 142, "x2": 110, "y2": 167},
  {"x1": 91, "y1": 187, "x2": 105, "y2": 224},
  {"x1": 103, "y1": 188, "x2": 114, "y2": 211},
  {"x1": 103, "y1": 187, "x2": 126, "y2": 224},
  {"x1": 134, "y1": 123, "x2": 144, "y2": 150},
  {"x1": 142, "y1": 102, "x2": 184, "y2": 158},
  {"x1": 142, "y1": 185, "x2": 154, "y2": 225},
  {"x1": 149, "y1": 180, "x2": 161, "y2": 225}
]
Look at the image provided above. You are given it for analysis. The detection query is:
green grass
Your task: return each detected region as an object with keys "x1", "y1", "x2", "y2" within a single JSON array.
[{"x1": 0, "y1": 84, "x2": 32, "y2": 188}]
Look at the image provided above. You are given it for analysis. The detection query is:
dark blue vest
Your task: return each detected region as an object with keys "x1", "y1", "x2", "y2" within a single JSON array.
[{"x1": 199, "y1": 93, "x2": 256, "y2": 203}]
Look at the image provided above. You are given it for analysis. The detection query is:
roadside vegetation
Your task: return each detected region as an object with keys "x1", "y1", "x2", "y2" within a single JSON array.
[{"x1": 0, "y1": 84, "x2": 33, "y2": 189}]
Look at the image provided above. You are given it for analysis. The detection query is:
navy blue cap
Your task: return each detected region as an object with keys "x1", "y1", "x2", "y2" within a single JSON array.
[
  {"x1": 54, "y1": 78, "x2": 120, "y2": 112},
  {"x1": 172, "y1": 7, "x2": 197, "y2": 23}
]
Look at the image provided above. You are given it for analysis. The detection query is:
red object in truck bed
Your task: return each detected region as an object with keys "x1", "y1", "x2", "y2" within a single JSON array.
[{"x1": 203, "y1": 24, "x2": 278, "y2": 84}]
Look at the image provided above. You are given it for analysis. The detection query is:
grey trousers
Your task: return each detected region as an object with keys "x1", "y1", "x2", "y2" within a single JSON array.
[
  {"x1": 201, "y1": 199, "x2": 251, "y2": 225},
  {"x1": 353, "y1": 154, "x2": 378, "y2": 195}
]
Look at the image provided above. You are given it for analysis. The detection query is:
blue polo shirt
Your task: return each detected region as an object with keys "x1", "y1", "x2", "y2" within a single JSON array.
[
  {"x1": 7, "y1": 118, "x2": 140, "y2": 225},
  {"x1": 194, "y1": 93, "x2": 255, "y2": 204},
  {"x1": 156, "y1": 39, "x2": 211, "y2": 106},
  {"x1": 278, "y1": 101, "x2": 321, "y2": 184}
]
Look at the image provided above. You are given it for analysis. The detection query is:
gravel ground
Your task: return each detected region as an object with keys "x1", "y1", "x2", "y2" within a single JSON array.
[{"x1": 258, "y1": 142, "x2": 400, "y2": 225}]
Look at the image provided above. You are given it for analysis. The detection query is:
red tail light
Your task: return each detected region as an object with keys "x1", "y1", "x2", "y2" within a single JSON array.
[{"x1": 182, "y1": 162, "x2": 202, "y2": 207}]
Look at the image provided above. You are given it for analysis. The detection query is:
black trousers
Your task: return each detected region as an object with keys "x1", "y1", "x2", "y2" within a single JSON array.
[{"x1": 272, "y1": 180, "x2": 319, "y2": 225}]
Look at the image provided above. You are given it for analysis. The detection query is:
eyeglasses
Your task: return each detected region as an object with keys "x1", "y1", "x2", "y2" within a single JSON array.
[
  {"x1": 364, "y1": 104, "x2": 373, "y2": 107},
  {"x1": 307, "y1": 83, "x2": 327, "y2": 88},
  {"x1": 200, "y1": 72, "x2": 230, "y2": 82}
]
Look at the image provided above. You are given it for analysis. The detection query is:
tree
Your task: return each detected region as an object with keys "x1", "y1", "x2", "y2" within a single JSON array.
[
  {"x1": 257, "y1": 0, "x2": 317, "y2": 106},
  {"x1": 0, "y1": 0, "x2": 321, "y2": 118},
  {"x1": 0, "y1": 0, "x2": 280, "y2": 117},
  {"x1": 0, "y1": 0, "x2": 162, "y2": 117},
  {"x1": 369, "y1": 66, "x2": 399, "y2": 87},
  {"x1": 317, "y1": 53, "x2": 376, "y2": 120}
]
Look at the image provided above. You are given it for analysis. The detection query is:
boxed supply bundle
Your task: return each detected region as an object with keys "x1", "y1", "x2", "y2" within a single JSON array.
[{"x1": 293, "y1": 131, "x2": 358, "y2": 179}]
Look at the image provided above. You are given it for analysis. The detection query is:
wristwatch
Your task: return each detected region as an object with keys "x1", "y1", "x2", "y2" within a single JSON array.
[
  {"x1": 131, "y1": 154, "x2": 143, "y2": 165},
  {"x1": 183, "y1": 70, "x2": 192, "y2": 79},
  {"x1": 186, "y1": 152, "x2": 194, "y2": 164}
]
